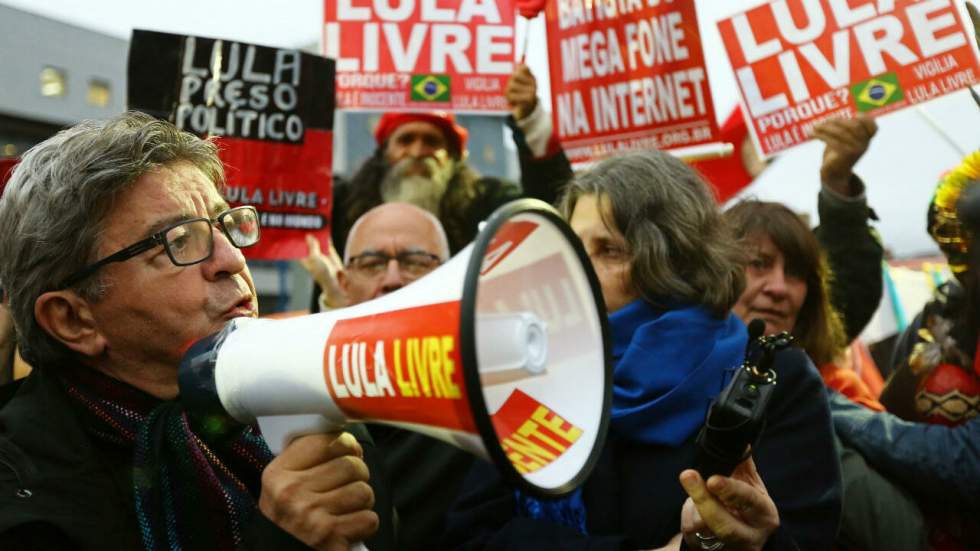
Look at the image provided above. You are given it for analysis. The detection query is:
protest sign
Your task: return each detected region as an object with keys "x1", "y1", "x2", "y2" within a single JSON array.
[
  {"x1": 324, "y1": 0, "x2": 516, "y2": 112},
  {"x1": 544, "y1": 0, "x2": 719, "y2": 164},
  {"x1": 128, "y1": 30, "x2": 335, "y2": 260},
  {"x1": 718, "y1": 0, "x2": 980, "y2": 158},
  {"x1": 0, "y1": 158, "x2": 16, "y2": 195}
]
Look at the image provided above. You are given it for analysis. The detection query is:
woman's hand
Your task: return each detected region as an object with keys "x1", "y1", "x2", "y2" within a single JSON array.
[{"x1": 678, "y1": 457, "x2": 779, "y2": 551}]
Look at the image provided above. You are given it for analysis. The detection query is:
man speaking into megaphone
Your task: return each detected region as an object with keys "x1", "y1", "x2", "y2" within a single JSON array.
[{"x1": 0, "y1": 113, "x2": 393, "y2": 550}]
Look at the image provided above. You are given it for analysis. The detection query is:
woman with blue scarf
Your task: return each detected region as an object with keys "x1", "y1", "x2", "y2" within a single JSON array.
[{"x1": 442, "y1": 151, "x2": 841, "y2": 550}]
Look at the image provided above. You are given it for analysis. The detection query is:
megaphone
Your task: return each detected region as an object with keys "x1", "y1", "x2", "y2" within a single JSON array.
[{"x1": 180, "y1": 199, "x2": 612, "y2": 497}]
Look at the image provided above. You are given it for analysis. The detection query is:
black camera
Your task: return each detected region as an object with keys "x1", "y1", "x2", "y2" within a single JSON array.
[{"x1": 693, "y1": 320, "x2": 791, "y2": 479}]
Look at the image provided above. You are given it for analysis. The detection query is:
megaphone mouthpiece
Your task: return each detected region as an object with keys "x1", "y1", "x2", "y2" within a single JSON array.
[{"x1": 477, "y1": 312, "x2": 548, "y2": 386}]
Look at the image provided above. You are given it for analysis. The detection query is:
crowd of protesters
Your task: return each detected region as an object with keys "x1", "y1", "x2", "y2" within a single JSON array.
[{"x1": 0, "y1": 56, "x2": 978, "y2": 551}]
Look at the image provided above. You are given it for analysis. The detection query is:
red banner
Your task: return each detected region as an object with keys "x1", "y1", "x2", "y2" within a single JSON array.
[
  {"x1": 324, "y1": 0, "x2": 516, "y2": 112},
  {"x1": 718, "y1": 0, "x2": 980, "y2": 158},
  {"x1": 128, "y1": 30, "x2": 335, "y2": 260},
  {"x1": 323, "y1": 300, "x2": 476, "y2": 432},
  {"x1": 544, "y1": 1, "x2": 718, "y2": 164},
  {"x1": 0, "y1": 158, "x2": 16, "y2": 197}
]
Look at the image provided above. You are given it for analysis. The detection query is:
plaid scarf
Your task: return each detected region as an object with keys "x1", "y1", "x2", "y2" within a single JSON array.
[{"x1": 58, "y1": 365, "x2": 273, "y2": 551}]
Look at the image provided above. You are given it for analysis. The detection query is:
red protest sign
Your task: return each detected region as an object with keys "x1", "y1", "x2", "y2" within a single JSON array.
[
  {"x1": 718, "y1": 0, "x2": 980, "y2": 158},
  {"x1": 324, "y1": 0, "x2": 516, "y2": 112},
  {"x1": 0, "y1": 158, "x2": 16, "y2": 197},
  {"x1": 128, "y1": 30, "x2": 335, "y2": 260},
  {"x1": 544, "y1": 2, "x2": 719, "y2": 164}
]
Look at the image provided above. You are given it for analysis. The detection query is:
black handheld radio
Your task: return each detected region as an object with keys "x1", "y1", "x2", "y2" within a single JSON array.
[{"x1": 693, "y1": 320, "x2": 792, "y2": 479}]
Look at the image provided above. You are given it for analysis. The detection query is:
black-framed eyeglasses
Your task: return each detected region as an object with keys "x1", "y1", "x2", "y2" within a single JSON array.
[
  {"x1": 346, "y1": 250, "x2": 442, "y2": 278},
  {"x1": 58, "y1": 205, "x2": 261, "y2": 289}
]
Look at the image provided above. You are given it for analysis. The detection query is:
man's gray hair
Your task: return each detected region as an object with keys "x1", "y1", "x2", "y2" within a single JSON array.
[
  {"x1": 558, "y1": 149, "x2": 745, "y2": 317},
  {"x1": 0, "y1": 111, "x2": 225, "y2": 367}
]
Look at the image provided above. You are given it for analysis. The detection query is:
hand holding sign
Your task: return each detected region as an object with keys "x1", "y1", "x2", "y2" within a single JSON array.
[
  {"x1": 813, "y1": 117, "x2": 878, "y2": 196},
  {"x1": 506, "y1": 64, "x2": 539, "y2": 121}
]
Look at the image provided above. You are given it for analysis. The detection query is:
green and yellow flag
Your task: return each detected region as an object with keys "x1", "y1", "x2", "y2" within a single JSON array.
[
  {"x1": 411, "y1": 74, "x2": 450, "y2": 102},
  {"x1": 851, "y1": 73, "x2": 904, "y2": 112}
]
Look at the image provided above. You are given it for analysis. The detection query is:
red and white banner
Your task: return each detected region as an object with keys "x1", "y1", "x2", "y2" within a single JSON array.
[
  {"x1": 324, "y1": 0, "x2": 516, "y2": 112},
  {"x1": 128, "y1": 30, "x2": 335, "y2": 260},
  {"x1": 718, "y1": 0, "x2": 980, "y2": 158},
  {"x1": 544, "y1": 1, "x2": 719, "y2": 164}
]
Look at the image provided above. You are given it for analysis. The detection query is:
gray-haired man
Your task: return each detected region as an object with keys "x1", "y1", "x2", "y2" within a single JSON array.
[{"x1": 0, "y1": 112, "x2": 392, "y2": 550}]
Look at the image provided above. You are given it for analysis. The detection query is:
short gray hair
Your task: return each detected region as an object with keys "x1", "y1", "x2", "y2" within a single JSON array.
[
  {"x1": 558, "y1": 150, "x2": 745, "y2": 317},
  {"x1": 344, "y1": 202, "x2": 451, "y2": 263},
  {"x1": 0, "y1": 111, "x2": 225, "y2": 367}
]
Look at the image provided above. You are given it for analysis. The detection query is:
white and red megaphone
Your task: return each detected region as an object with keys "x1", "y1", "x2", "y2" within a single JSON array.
[{"x1": 179, "y1": 199, "x2": 611, "y2": 497}]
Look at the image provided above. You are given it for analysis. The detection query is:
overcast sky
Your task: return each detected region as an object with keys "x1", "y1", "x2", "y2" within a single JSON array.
[{"x1": 3, "y1": 0, "x2": 978, "y2": 257}]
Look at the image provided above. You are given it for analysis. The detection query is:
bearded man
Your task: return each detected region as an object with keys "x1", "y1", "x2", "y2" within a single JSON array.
[{"x1": 329, "y1": 64, "x2": 571, "y2": 256}]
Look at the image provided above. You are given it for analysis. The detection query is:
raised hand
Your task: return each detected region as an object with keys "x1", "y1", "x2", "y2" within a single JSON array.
[
  {"x1": 299, "y1": 233, "x2": 347, "y2": 310},
  {"x1": 678, "y1": 457, "x2": 779, "y2": 551},
  {"x1": 505, "y1": 64, "x2": 539, "y2": 121},
  {"x1": 812, "y1": 117, "x2": 878, "y2": 196}
]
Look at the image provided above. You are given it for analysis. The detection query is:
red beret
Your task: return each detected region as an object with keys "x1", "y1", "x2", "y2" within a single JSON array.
[{"x1": 374, "y1": 112, "x2": 469, "y2": 157}]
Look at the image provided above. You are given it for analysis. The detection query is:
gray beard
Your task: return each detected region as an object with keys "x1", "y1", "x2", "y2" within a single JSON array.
[{"x1": 379, "y1": 157, "x2": 453, "y2": 215}]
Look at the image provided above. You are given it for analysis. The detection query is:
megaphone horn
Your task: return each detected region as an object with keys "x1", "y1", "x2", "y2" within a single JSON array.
[{"x1": 180, "y1": 199, "x2": 612, "y2": 497}]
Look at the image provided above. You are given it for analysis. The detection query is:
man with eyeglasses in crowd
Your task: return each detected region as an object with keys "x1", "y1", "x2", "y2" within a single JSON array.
[
  {"x1": 0, "y1": 111, "x2": 393, "y2": 550},
  {"x1": 331, "y1": 202, "x2": 449, "y2": 307},
  {"x1": 303, "y1": 202, "x2": 471, "y2": 551}
]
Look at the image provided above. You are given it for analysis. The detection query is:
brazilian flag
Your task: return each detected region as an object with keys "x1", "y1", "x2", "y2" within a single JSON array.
[
  {"x1": 851, "y1": 73, "x2": 904, "y2": 112},
  {"x1": 410, "y1": 74, "x2": 450, "y2": 102}
]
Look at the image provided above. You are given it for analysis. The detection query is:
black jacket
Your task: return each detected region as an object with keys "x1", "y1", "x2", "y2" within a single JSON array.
[
  {"x1": 813, "y1": 178, "x2": 883, "y2": 343},
  {"x1": 0, "y1": 367, "x2": 395, "y2": 550},
  {"x1": 442, "y1": 348, "x2": 842, "y2": 550}
]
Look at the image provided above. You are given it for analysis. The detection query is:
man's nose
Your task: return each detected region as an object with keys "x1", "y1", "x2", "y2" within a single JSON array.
[
  {"x1": 407, "y1": 138, "x2": 435, "y2": 159},
  {"x1": 203, "y1": 227, "x2": 247, "y2": 280},
  {"x1": 379, "y1": 258, "x2": 405, "y2": 295}
]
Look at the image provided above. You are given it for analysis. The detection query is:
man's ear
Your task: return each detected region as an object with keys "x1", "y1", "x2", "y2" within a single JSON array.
[{"x1": 34, "y1": 291, "x2": 106, "y2": 358}]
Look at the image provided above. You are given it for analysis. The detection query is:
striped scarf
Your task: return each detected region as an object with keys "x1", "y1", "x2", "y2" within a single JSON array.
[{"x1": 59, "y1": 365, "x2": 273, "y2": 551}]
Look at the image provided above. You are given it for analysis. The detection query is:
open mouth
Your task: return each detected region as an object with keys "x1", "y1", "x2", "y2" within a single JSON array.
[{"x1": 223, "y1": 295, "x2": 256, "y2": 319}]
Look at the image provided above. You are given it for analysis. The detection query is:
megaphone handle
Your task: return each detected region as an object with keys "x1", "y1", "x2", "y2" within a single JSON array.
[
  {"x1": 257, "y1": 416, "x2": 372, "y2": 551},
  {"x1": 257, "y1": 414, "x2": 342, "y2": 454}
]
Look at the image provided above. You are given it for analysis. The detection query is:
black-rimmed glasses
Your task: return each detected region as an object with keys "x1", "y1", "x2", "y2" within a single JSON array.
[
  {"x1": 346, "y1": 250, "x2": 442, "y2": 278},
  {"x1": 58, "y1": 205, "x2": 260, "y2": 289}
]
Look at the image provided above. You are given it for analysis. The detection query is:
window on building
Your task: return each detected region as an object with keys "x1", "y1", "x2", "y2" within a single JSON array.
[
  {"x1": 39, "y1": 67, "x2": 67, "y2": 97},
  {"x1": 87, "y1": 79, "x2": 111, "y2": 107}
]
